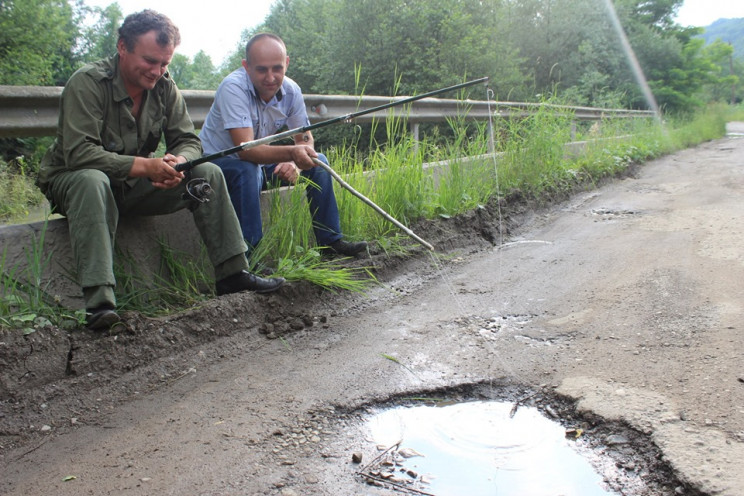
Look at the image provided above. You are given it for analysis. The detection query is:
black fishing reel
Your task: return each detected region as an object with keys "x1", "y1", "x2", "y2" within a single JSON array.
[{"x1": 182, "y1": 177, "x2": 212, "y2": 203}]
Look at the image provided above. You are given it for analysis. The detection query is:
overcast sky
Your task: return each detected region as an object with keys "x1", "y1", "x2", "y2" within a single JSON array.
[{"x1": 83, "y1": 0, "x2": 744, "y2": 65}]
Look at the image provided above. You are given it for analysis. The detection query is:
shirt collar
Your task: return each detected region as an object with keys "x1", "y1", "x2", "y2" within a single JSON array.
[{"x1": 245, "y1": 71, "x2": 284, "y2": 103}]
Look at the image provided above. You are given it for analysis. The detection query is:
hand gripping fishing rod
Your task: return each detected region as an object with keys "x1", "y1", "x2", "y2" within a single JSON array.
[{"x1": 175, "y1": 77, "x2": 489, "y2": 173}]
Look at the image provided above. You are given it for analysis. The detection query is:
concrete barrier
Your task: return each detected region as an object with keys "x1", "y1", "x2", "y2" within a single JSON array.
[{"x1": 0, "y1": 190, "x2": 278, "y2": 309}]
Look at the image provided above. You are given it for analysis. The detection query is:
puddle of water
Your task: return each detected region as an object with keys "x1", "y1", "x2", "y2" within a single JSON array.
[{"x1": 364, "y1": 401, "x2": 618, "y2": 496}]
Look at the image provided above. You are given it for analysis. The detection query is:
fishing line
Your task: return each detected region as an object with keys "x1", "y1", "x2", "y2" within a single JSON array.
[{"x1": 424, "y1": 81, "x2": 528, "y2": 387}]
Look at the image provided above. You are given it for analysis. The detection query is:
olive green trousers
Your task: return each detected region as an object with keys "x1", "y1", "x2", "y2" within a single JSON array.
[{"x1": 45, "y1": 163, "x2": 248, "y2": 309}]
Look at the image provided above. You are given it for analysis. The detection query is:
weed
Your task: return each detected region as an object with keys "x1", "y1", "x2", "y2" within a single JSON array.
[{"x1": 0, "y1": 156, "x2": 46, "y2": 223}]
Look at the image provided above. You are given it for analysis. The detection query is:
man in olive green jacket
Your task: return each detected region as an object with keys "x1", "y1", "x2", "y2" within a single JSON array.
[{"x1": 39, "y1": 10, "x2": 284, "y2": 330}]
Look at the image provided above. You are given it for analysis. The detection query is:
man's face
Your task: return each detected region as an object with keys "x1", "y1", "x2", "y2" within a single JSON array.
[
  {"x1": 243, "y1": 38, "x2": 289, "y2": 102},
  {"x1": 118, "y1": 30, "x2": 175, "y2": 93}
]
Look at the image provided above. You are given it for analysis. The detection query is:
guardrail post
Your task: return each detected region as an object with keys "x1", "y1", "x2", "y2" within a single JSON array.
[
  {"x1": 411, "y1": 122, "x2": 420, "y2": 153},
  {"x1": 487, "y1": 119, "x2": 495, "y2": 154}
]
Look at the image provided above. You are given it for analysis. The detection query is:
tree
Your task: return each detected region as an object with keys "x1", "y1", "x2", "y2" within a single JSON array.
[
  {"x1": 699, "y1": 40, "x2": 740, "y2": 104},
  {"x1": 255, "y1": 0, "x2": 525, "y2": 100},
  {"x1": 79, "y1": 2, "x2": 123, "y2": 62},
  {"x1": 0, "y1": 0, "x2": 80, "y2": 85}
]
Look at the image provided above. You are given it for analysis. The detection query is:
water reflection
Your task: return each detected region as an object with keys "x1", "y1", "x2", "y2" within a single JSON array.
[{"x1": 366, "y1": 401, "x2": 618, "y2": 496}]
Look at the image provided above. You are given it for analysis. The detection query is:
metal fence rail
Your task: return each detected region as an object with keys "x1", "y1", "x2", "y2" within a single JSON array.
[{"x1": 0, "y1": 85, "x2": 656, "y2": 139}]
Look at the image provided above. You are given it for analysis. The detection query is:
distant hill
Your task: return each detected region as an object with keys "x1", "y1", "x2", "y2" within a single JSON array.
[{"x1": 700, "y1": 18, "x2": 744, "y2": 60}]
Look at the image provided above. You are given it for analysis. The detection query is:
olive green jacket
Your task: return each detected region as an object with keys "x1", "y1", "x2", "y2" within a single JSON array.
[{"x1": 38, "y1": 54, "x2": 201, "y2": 193}]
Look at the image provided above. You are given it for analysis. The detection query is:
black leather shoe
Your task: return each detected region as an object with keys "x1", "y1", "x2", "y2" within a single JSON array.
[
  {"x1": 86, "y1": 306, "x2": 121, "y2": 331},
  {"x1": 216, "y1": 270, "x2": 285, "y2": 296},
  {"x1": 328, "y1": 239, "x2": 368, "y2": 256}
]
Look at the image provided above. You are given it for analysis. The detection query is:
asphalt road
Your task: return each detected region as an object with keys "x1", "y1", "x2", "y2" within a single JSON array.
[{"x1": 2, "y1": 125, "x2": 743, "y2": 495}]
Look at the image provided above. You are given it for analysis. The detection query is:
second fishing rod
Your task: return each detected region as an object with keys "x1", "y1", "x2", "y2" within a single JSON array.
[{"x1": 175, "y1": 76, "x2": 489, "y2": 173}]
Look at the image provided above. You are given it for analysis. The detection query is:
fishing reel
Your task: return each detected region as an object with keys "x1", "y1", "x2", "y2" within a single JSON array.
[{"x1": 182, "y1": 177, "x2": 212, "y2": 203}]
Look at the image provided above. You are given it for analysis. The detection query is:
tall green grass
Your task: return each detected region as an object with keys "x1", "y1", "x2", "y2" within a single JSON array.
[
  {"x1": 1, "y1": 221, "x2": 83, "y2": 332},
  {"x1": 0, "y1": 156, "x2": 45, "y2": 222}
]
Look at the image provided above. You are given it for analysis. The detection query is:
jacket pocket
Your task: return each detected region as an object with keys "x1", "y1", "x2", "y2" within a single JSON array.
[{"x1": 102, "y1": 128, "x2": 125, "y2": 154}]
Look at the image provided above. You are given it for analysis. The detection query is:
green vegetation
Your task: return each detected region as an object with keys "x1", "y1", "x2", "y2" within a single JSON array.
[
  {"x1": 1, "y1": 222, "x2": 85, "y2": 332},
  {"x1": 0, "y1": 156, "x2": 46, "y2": 222}
]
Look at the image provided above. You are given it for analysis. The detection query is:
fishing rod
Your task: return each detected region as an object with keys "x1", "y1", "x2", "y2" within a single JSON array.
[
  {"x1": 311, "y1": 157, "x2": 434, "y2": 251},
  {"x1": 175, "y1": 76, "x2": 489, "y2": 173}
]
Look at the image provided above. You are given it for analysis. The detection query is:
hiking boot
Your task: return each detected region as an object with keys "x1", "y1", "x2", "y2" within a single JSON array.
[{"x1": 216, "y1": 270, "x2": 285, "y2": 296}]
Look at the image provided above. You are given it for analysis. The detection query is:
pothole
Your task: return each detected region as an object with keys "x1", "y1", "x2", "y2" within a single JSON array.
[
  {"x1": 361, "y1": 400, "x2": 617, "y2": 495},
  {"x1": 338, "y1": 386, "x2": 700, "y2": 496}
]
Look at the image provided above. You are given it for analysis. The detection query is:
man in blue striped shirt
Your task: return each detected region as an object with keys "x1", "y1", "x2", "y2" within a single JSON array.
[{"x1": 200, "y1": 33, "x2": 367, "y2": 258}]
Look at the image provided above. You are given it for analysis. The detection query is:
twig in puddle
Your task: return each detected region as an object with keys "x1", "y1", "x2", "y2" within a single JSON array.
[
  {"x1": 509, "y1": 390, "x2": 539, "y2": 418},
  {"x1": 357, "y1": 441, "x2": 435, "y2": 496}
]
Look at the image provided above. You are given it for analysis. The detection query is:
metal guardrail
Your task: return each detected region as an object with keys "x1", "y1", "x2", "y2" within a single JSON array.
[{"x1": 0, "y1": 85, "x2": 656, "y2": 139}]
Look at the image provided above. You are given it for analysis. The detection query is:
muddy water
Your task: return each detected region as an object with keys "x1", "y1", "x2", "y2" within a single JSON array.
[{"x1": 365, "y1": 401, "x2": 618, "y2": 496}]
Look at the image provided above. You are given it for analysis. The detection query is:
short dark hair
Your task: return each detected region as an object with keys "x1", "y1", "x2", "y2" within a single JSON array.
[
  {"x1": 244, "y1": 33, "x2": 285, "y2": 63},
  {"x1": 118, "y1": 10, "x2": 180, "y2": 52}
]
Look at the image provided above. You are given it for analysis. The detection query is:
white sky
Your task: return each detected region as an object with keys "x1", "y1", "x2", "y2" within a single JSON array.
[
  {"x1": 83, "y1": 0, "x2": 277, "y2": 64},
  {"x1": 83, "y1": 0, "x2": 744, "y2": 64},
  {"x1": 675, "y1": 0, "x2": 744, "y2": 27}
]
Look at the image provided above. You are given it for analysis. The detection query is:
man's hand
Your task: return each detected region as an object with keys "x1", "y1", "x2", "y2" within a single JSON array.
[
  {"x1": 133, "y1": 154, "x2": 184, "y2": 189},
  {"x1": 289, "y1": 145, "x2": 318, "y2": 170},
  {"x1": 273, "y1": 162, "x2": 300, "y2": 184}
]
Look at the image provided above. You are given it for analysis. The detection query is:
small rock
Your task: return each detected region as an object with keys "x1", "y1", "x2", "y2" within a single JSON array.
[
  {"x1": 544, "y1": 405, "x2": 558, "y2": 418},
  {"x1": 398, "y1": 447, "x2": 424, "y2": 458},
  {"x1": 40, "y1": 425, "x2": 52, "y2": 432},
  {"x1": 606, "y1": 434, "x2": 630, "y2": 446},
  {"x1": 351, "y1": 452, "x2": 363, "y2": 464}
]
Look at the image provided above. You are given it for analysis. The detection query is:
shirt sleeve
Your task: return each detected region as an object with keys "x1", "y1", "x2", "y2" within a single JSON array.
[
  {"x1": 286, "y1": 88, "x2": 310, "y2": 130},
  {"x1": 161, "y1": 81, "x2": 202, "y2": 161},
  {"x1": 218, "y1": 79, "x2": 256, "y2": 130},
  {"x1": 60, "y1": 73, "x2": 134, "y2": 183}
]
